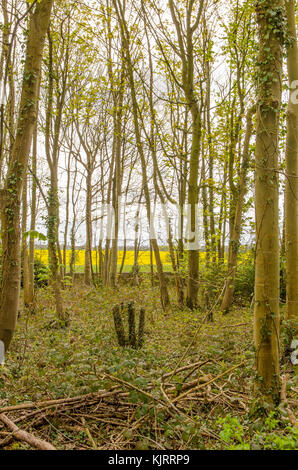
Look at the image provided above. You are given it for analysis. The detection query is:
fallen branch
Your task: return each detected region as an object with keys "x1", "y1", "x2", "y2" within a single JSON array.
[
  {"x1": 0, "y1": 413, "x2": 56, "y2": 450},
  {"x1": 221, "y1": 322, "x2": 250, "y2": 329},
  {"x1": 81, "y1": 417, "x2": 97, "y2": 450},
  {"x1": 172, "y1": 362, "x2": 245, "y2": 403},
  {"x1": 161, "y1": 360, "x2": 210, "y2": 380},
  {"x1": 0, "y1": 387, "x2": 121, "y2": 414},
  {"x1": 103, "y1": 372, "x2": 165, "y2": 406}
]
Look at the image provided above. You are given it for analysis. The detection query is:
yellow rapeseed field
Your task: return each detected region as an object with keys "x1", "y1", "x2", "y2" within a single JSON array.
[
  {"x1": 34, "y1": 249, "x2": 209, "y2": 266},
  {"x1": 34, "y1": 249, "x2": 254, "y2": 269},
  {"x1": 34, "y1": 249, "x2": 170, "y2": 266}
]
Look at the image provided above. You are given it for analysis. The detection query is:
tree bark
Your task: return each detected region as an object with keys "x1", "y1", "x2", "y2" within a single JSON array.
[
  {"x1": 285, "y1": 0, "x2": 298, "y2": 332},
  {"x1": 0, "y1": 0, "x2": 54, "y2": 351},
  {"x1": 84, "y1": 169, "x2": 93, "y2": 285},
  {"x1": 22, "y1": 171, "x2": 30, "y2": 306},
  {"x1": 28, "y1": 120, "x2": 38, "y2": 307},
  {"x1": 113, "y1": 0, "x2": 170, "y2": 310},
  {"x1": 221, "y1": 105, "x2": 255, "y2": 313},
  {"x1": 253, "y1": 0, "x2": 283, "y2": 406}
]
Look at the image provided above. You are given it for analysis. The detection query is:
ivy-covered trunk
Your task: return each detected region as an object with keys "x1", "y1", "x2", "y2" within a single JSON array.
[
  {"x1": 186, "y1": 110, "x2": 201, "y2": 309},
  {"x1": 22, "y1": 171, "x2": 30, "y2": 306},
  {"x1": 253, "y1": 0, "x2": 284, "y2": 407},
  {"x1": 28, "y1": 120, "x2": 38, "y2": 308},
  {"x1": 0, "y1": 0, "x2": 54, "y2": 351},
  {"x1": 47, "y1": 174, "x2": 66, "y2": 323}
]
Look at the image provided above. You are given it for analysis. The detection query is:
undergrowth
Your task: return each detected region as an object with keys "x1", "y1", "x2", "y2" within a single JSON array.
[{"x1": 0, "y1": 282, "x2": 296, "y2": 450}]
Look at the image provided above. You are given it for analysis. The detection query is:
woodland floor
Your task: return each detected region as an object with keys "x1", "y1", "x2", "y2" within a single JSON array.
[{"x1": 0, "y1": 282, "x2": 297, "y2": 450}]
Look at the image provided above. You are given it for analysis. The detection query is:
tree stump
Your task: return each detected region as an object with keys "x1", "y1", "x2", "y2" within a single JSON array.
[
  {"x1": 112, "y1": 302, "x2": 145, "y2": 349},
  {"x1": 112, "y1": 305, "x2": 127, "y2": 347}
]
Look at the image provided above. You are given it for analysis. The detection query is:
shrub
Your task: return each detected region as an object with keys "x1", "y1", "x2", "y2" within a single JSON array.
[
  {"x1": 0, "y1": 245, "x2": 49, "y2": 288},
  {"x1": 234, "y1": 250, "x2": 255, "y2": 302},
  {"x1": 33, "y1": 258, "x2": 50, "y2": 287},
  {"x1": 234, "y1": 251, "x2": 286, "y2": 303}
]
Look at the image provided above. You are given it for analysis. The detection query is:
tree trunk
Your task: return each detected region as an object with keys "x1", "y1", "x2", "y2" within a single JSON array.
[
  {"x1": 22, "y1": 171, "x2": 30, "y2": 307},
  {"x1": 110, "y1": 78, "x2": 124, "y2": 288},
  {"x1": 167, "y1": 0, "x2": 204, "y2": 310},
  {"x1": 285, "y1": 0, "x2": 298, "y2": 333},
  {"x1": 84, "y1": 170, "x2": 93, "y2": 286},
  {"x1": 0, "y1": 0, "x2": 54, "y2": 351},
  {"x1": 45, "y1": 25, "x2": 68, "y2": 321},
  {"x1": 253, "y1": 0, "x2": 283, "y2": 406},
  {"x1": 63, "y1": 152, "x2": 71, "y2": 280},
  {"x1": 47, "y1": 173, "x2": 66, "y2": 323},
  {"x1": 114, "y1": 0, "x2": 170, "y2": 310},
  {"x1": 186, "y1": 110, "x2": 201, "y2": 309},
  {"x1": 28, "y1": 120, "x2": 38, "y2": 307},
  {"x1": 221, "y1": 105, "x2": 255, "y2": 314}
]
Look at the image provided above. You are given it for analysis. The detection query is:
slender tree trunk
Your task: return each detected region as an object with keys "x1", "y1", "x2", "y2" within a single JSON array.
[
  {"x1": 84, "y1": 170, "x2": 93, "y2": 285},
  {"x1": 177, "y1": 119, "x2": 188, "y2": 267},
  {"x1": 63, "y1": 153, "x2": 71, "y2": 279},
  {"x1": 69, "y1": 164, "x2": 79, "y2": 280},
  {"x1": 221, "y1": 106, "x2": 255, "y2": 313},
  {"x1": 218, "y1": 140, "x2": 229, "y2": 264},
  {"x1": 167, "y1": 217, "x2": 184, "y2": 307},
  {"x1": 22, "y1": 171, "x2": 30, "y2": 306},
  {"x1": 28, "y1": 118, "x2": 38, "y2": 307},
  {"x1": 70, "y1": 226, "x2": 76, "y2": 280},
  {"x1": 133, "y1": 194, "x2": 142, "y2": 286},
  {"x1": 186, "y1": 110, "x2": 201, "y2": 309},
  {"x1": 103, "y1": 153, "x2": 115, "y2": 286},
  {"x1": 45, "y1": 26, "x2": 68, "y2": 320},
  {"x1": 114, "y1": 0, "x2": 170, "y2": 309},
  {"x1": 47, "y1": 172, "x2": 66, "y2": 323},
  {"x1": 201, "y1": 148, "x2": 210, "y2": 266},
  {"x1": 167, "y1": 0, "x2": 204, "y2": 310},
  {"x1": 206, "y1": 62, "x2": 216, "y2": 263},
  {"x1": 119, "y1": 240, "x2": 126, "y2": 275},
  {"x1": 110, "y1": 80, "x2": 124, "y2": 288},
  {"x1": 253, "y1": 0, "x2": 283, "y2": 406},
  {"x1": 285, "y1": 0, "x2": 298, "y2": 332}
]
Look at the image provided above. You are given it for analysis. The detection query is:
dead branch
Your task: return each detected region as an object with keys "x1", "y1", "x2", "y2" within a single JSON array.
[
  {"x1": 0, "y1": 413, "x2": 56, "y2": 450},
  {"x1": 172, "y1": 361, "x2": 245, "y2": 403}
]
